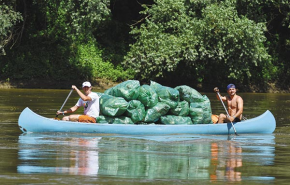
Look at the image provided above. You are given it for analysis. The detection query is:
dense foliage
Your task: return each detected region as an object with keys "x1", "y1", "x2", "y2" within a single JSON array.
[
  {"x1": 0, "y1": 0, "x2": 289, "y2": 90},
  {"x1": 124, "y1": 0, "x2": 273, "y2": 87},
  {"x1": 0, "y1": 0, "x2": 133, "y2": 82},
  {"x1": 236, "y1": 0, "x2": 290, "y2": 87},
  {"x1": 0, "y1": 0, "x2": 22, "y2": 55}
]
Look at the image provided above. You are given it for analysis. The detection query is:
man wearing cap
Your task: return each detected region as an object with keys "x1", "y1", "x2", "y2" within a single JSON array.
[
  {"x1": 57, "y1": 81, "x2": 100, "y2": 123},
  {"x1": 213, "y1": 84, "x2": 243, "y2": 123}
]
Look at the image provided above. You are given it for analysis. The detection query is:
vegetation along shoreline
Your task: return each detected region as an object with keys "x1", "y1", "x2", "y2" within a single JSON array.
[
  {"x1": 1, "y1": 1, "x2": 289, "y2": 93},
  {"x1": 1, "y1": 79, "x2": 289, "y2": 93}
]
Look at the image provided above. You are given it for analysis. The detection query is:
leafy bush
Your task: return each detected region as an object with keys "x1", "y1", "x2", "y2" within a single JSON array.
[
  {"x1": 0, "y1": 1, "x2": 22, "y2": 55},
  {"x1": 73, "y1": 42, "x2": 134, "y2": 81},
  {"x1": 124, "y1": 0, "x2": 272, "y2": 85}
]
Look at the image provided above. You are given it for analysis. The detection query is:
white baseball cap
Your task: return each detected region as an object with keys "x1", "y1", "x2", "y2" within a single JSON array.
[{"x1": 82, "y1": 81, "x2": 91, "y2": 88}]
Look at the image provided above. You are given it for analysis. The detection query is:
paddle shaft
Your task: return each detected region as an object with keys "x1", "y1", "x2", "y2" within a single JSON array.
[
  {"x1": 56, "y1": 89, "x2": 73, "y2": 118},
  {"x1": 216, "y1": 91, "x2": 238, "y2": 135}
]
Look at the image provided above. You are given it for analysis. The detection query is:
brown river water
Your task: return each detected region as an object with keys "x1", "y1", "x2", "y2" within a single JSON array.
[{"x1": 1, "y1": 89, "x2": 290, "y2": 184}]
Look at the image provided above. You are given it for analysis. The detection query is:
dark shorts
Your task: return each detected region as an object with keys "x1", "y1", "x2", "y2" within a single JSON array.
[{"x1": 233, "y1": 117, "x2": 241, "y2": 122}]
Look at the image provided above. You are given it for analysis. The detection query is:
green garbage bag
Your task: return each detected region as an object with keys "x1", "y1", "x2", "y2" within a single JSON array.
[
  {"x1": 201, "y1": 95, "x2": 212, "y2": 124},
  {"x1": 150, "y1": 81, "x2": 179, "y2": 109},
  {"x1": 96, "y1": 116, "x2": 106, "y2": 123},
  {"x1": 189, "y1": 95, "x2": 213, "y2": 124},
  {"x1": 189, "y1": 106, "x2": 204, "y2": 124},
  {"x1": 94, "y1": 92, "x2": 104, "y2": 98},
  {"x1": 175, "y1": 85, "x2": 203, "y2": 103},
  {"x1": 96, "y1": 115, "x2": 134, "y2": 124},
  {"x1": 104, "y1": 80, "x2": 140, "y2": 101},
  {"x1": 169, "y1": 100, "x2": 189, "y2": 116},
  {"x1": 100, "y1": 94, "x2": 128, "y2": 117},
  {"x1": 99, "y1": 94, "x2": 114, "y2": 106},
  {"x1": 125, "y1": 100, "x2": 146, "y2": 123},
  {"x1": 150, "y1": 80, "x2": 163, "y2": 89},
  {"x1": 201, "y1": 95, "x2": 211, "y2": 110},
  {"x1": 137, "y1": 85, "x2": 158, "y2": 108},
  {"x1": 144, "y1": 102, "x2": 170, "y2": 122},
  {"x1": 160, "y1": 115, "x2": 193, "y2": 125},
  {"x1": 203, "y1": 112, "x2": 212, "y2": 124}
]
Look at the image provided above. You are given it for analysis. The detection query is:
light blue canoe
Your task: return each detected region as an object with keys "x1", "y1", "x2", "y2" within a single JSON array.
[{"x1": 18, "y1": 107, "x2": 276, "y2": 135}]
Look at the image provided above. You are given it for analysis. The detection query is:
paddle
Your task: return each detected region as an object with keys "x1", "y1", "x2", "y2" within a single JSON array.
[
  {"x1": 55, "y1": 89, "x2": 74, "y2": 120},
  {"x1": 216, "y1": 91, "x2": 239, "y2": 136}
]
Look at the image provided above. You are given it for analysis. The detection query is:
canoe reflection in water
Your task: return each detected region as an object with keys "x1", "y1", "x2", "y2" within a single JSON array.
[
  {"x1": 210, "y1": 142, "x2": 242, "y2": 182},
  {"x1": 55, "y1": 137, "x2": 101, "y2": 175},
  {"x1": 17, "y1": 134, "x2": 274, "y2": 181}
]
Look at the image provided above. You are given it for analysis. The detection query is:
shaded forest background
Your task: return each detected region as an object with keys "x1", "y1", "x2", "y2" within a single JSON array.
[{"x1": 0, "y1": 0, "x2": 289, "y2": 92}]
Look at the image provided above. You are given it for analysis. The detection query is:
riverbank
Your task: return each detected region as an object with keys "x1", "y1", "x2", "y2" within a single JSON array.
[
  {"x1": 0, "y1": 79, "x2": 289, "y2": 93},
  {"x1": 0, "y1": 79, "x2": 119, "y2": 91}
]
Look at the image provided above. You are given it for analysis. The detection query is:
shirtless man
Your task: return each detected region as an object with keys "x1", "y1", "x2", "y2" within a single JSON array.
[{"x1": 213, "y1": 84, "x2": 243, "y2": 123}]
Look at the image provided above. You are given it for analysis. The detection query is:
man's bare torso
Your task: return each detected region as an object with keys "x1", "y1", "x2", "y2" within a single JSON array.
[{"x1": 227, "y1": 95, "x2": 242, "y2": 119}]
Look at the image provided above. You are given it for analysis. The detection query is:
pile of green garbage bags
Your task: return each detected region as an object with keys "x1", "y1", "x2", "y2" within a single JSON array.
[{"x1": 96, "y1": 80, "x2": 212, "y2": 125}]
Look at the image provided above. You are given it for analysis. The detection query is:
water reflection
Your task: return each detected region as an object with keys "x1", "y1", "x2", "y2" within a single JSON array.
[
  {"x1": 56, "y1": 137, "x2": 100, "y2": 175},
  {"x1": 18, "y1": 135, "x2": 101, "y2": 176},
  {"x1": 17, "y1": 133, "x2": 275, "y2": 182},
  {"x1": 209, "y1": 141, "x2": 242, "y2": 182}
]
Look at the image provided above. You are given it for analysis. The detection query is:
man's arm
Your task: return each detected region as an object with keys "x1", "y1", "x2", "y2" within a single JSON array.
[
  {"x1": 57, "y1": 105, "x2": 79, "y2": 115},
  {"x1": 72, "y1": 85, "x2": 92, "y2": 101},
  {"x1": 214, "y1": 87, "x2": 226, "y2": 101}
]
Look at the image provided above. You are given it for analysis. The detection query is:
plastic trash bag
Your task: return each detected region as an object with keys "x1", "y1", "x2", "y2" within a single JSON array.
[
  {"x1": 144, "y1": 102, "x2": 170, "y2": 122},
  {"x1": 100, "y1": 94, "x2": 128, "y2": 117},
  {"x1": 137, "y1": 85, "x2": 158, "y2": 108},
  {"x1": 125, "y1": 100, "x2": 146, "y2": 123},
  {"x1": 160, "y1": 115, "x2": 193, "y2": 125},
  {"x1": 104, "y1": 80, "x2": 140, "y2": 101},
  {"x1": 150, "y1": 81, "x2": 179, "y2": 109}
]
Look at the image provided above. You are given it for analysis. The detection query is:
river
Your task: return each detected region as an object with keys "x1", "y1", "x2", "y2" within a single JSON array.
[{"x1": 1, "y1": 89, "x2": 290, "y2": 184}]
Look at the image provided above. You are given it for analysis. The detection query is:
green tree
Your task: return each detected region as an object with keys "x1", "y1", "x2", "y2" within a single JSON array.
[
  {"x1": 1, "y1": 0, "x2": 133, "y2": 82},
  {"x1": 37, "y1": 0, "x2": 110, "y2": 42},
  {"x1": 236, "y1": 0, "x2": 290, "y2": 86},
  {"x1": 0, "y1": 0, "x2": 22, "y2": 55},
  {"x1": 124, "y1": 0, "x2": 272, "y2": 86}
]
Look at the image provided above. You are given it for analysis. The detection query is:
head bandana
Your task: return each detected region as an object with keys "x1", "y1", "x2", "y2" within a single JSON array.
[{"x1": 227, "y1": 84, "x2": 236, "y2": 90}]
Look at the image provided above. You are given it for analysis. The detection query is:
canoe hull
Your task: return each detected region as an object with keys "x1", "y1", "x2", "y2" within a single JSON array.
[{"x1": 18, "y1": 107, "x2": 276, "y2": 135}]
